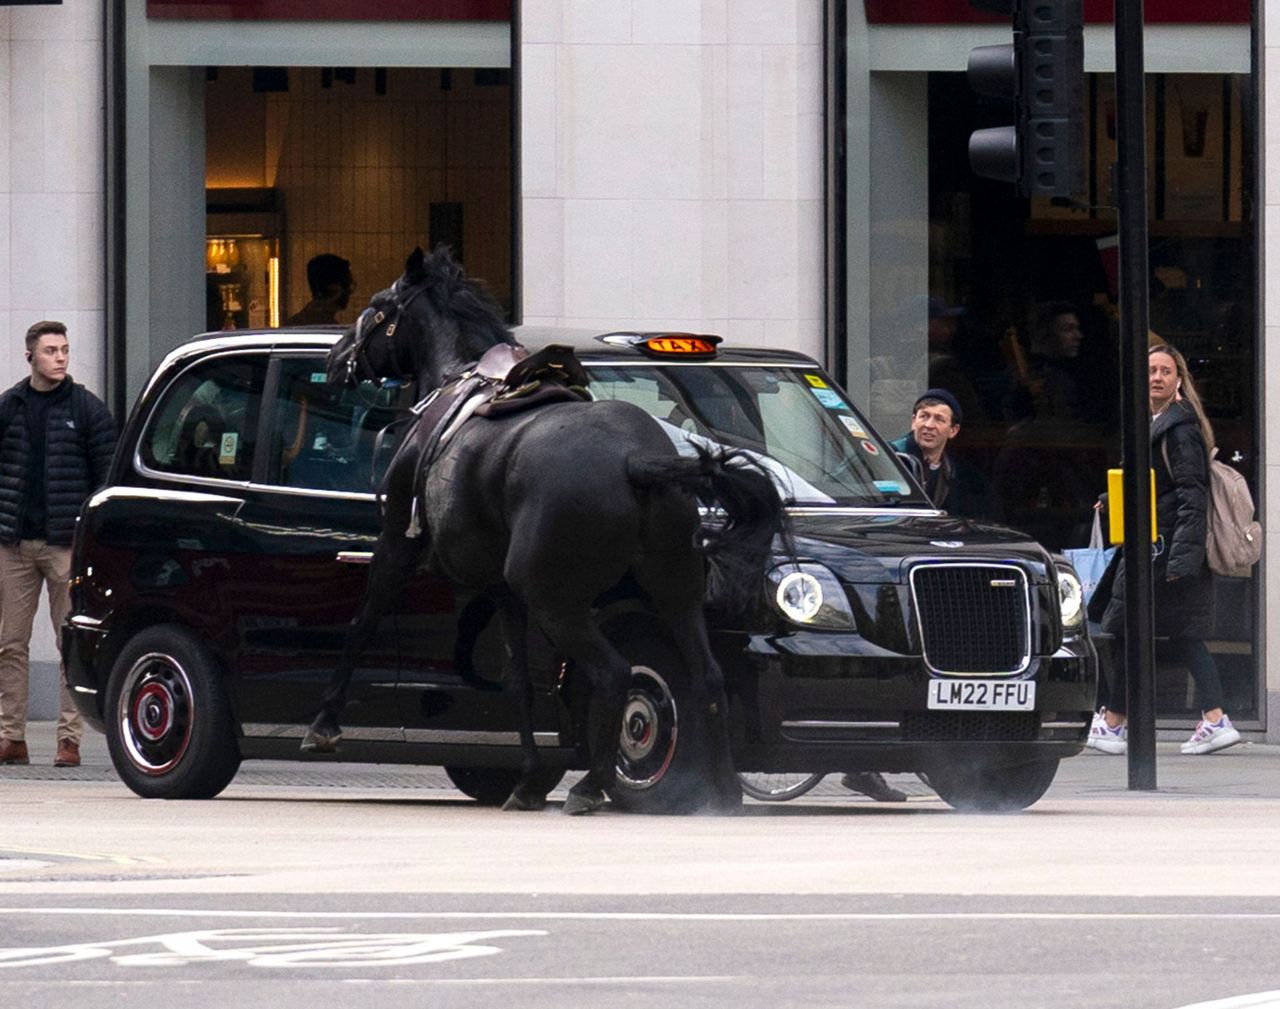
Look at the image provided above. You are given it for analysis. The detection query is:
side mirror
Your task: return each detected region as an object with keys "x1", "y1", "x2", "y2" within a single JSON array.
[{"x1": 895, "y1": 451, "x2": 924, "y2": 486}]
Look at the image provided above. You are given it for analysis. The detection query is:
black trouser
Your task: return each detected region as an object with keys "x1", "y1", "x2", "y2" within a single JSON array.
[{"x1": 1099, "y1": 636, "x2": 1225, "y2": 717}]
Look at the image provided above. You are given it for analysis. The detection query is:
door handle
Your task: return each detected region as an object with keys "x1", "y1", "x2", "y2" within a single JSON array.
[{"x1": 336, "y1": 551, "x2": 374, "y2": 565}]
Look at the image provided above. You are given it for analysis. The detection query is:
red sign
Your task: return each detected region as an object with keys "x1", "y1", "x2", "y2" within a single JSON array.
[
  {"x1": 148, "y1": 0, "x2": 509, "y2": 20},
  {"x1": 864, "y1": 0, "x2": 1249, "y2": 24}
]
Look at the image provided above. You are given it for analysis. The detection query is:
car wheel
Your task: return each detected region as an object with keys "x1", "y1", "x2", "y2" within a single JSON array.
[
  {"x1": 104, "y1": 625, "x2": 241, "y2": 799},
  {"x1": 444, "y1": 765, "x2": 566, "y2": 805},
  {"x1": 738, "y1": 772, "x2": 825, "y2": 802},
  {"x1": 603, "y1": 624, "x2": 716, "y2": 814},
  {"x1": 924, "y1": 756, "x2": 1059, "y2": 813}
]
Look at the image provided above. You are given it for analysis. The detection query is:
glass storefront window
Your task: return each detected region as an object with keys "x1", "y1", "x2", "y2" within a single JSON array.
[
  {"x1": 204, "y1": 66, "x2": 514, "y2": 332},
  {"x1": 924, "y1": 69, "x2": 1258, "y2": 723}
]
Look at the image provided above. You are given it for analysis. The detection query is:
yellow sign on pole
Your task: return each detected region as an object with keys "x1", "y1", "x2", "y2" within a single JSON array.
[{"x1": 1106, "y1": 468, "x2": 1157, "y2": 544}]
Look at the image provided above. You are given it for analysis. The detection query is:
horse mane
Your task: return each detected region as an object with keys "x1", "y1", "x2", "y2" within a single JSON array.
[{"x1": 407, "y1": 245, "x2": 513, "y2": 352}]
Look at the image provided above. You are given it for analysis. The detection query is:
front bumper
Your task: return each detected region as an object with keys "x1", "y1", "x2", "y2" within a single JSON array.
[{"x1": 721, "y1": 628, "x2": 1097, "y2": 773}]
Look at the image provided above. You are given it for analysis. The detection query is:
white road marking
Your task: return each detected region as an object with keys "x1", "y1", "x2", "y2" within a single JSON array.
[
  {"x1": 0, "y1": 847, "x2": 164, "y2": 866},
  {"x1": 1171, "y1": 995, "x2": 1280, "y2": 1009},
  {"x1": 0, "y1": 927, "x2": 547, "y2": 969},
  {"x1": 0, "y1": 861, "x2": 52, "y2": 874},
  {"x1": 4, "y1": 906, "x2": 1280, "y2": 923},
  {"x1": 341, "y1": 976, "x2": 743, "y2": 985}
]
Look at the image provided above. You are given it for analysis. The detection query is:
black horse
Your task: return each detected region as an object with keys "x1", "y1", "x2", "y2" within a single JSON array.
[{"x1": 303, "y1": 247, "x2": 787, "y2": 814}]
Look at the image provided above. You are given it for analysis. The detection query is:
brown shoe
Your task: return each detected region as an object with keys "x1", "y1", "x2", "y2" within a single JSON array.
[
  {"x1": 0, "y1": 739, "x2": 30, "y2": 765},
  {"x1": 54, "y1": 740, "x2": 80, "y2": 768}
]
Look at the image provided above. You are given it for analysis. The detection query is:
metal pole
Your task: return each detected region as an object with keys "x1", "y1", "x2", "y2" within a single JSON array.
[{"x1": 1113, "y1": 0, "x2": 1156, "y2": 789}]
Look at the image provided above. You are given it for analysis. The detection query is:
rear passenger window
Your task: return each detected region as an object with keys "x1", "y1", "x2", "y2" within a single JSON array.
[
  {"x1": 264, "y1": 357, "x2": 407, "y2": 493},
  {"x1": 141, "y1": 354, "x2": 267, "y2": 482}
]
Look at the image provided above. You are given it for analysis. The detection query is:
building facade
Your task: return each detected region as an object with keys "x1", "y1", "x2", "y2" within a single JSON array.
[{"x1": 2, "y1": 0, "x2": 1275, "y2": 740}]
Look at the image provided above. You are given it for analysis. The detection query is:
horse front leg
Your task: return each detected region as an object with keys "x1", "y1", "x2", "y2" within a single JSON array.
[
  {"x1": 492, "y1": 594, "x2": 548, "y2": 811},
  {"x1": 301, "y1": 533, "x2": 422, "y2": 753}
]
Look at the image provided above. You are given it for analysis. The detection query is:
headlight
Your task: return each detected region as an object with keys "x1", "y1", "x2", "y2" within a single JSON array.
[
  {"x1": 767, "y1": 563, "x2": 856, "y2": 630},
  {"x1": 1057, "y1": 567, "x2": 1085, "y2": 631}
]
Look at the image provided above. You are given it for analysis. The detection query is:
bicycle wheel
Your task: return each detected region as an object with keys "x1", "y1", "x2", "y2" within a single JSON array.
[{"x1": 737, "y1": 772, "x2": 825, "y2": 801}]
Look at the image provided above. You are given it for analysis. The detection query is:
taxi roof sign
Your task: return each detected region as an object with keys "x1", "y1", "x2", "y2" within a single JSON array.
[{"x1": 600, "y1": 332, "x2": 723, "y2": 358}]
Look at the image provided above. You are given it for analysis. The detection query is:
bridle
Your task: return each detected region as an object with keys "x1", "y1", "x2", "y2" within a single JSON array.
[{"x1": 343, "y1": 277, "x2": 430, "y2": 384}]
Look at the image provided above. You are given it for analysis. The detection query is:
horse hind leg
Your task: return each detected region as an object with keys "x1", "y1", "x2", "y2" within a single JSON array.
[
  {"x1": 535, "y1": 608, "x2": 630, "y2": 816},
  {"x1": 301, "y1": 533, "x2": 422, "y2": 753},
  {"x1": 636, "y1": 543, "x2": 742, "y2": 814},
  {"x1": 659, "y1": 603, "x2": 742, "y2": 814}
]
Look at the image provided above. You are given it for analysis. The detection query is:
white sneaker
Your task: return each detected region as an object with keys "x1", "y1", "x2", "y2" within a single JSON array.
[
  {"x1": 1180, "y1": 714, "x2": 1242, "y2": 755},
  {"x1": 1085, "y1": 709, "x2": 1106, "y2": 751},
  {"x1": 1087, "y1": 715, "x2": 1127, "y2": 755}
]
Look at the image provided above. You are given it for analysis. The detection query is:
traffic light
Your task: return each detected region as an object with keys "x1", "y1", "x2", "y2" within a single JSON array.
[{"x1": 967, "y1": 0, "x2": 1085, "y2": 198}]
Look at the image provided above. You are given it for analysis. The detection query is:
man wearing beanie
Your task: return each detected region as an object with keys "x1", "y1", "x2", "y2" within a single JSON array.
[{"x1": 889, "y1": 388, "x2": 986, "y2": 519}]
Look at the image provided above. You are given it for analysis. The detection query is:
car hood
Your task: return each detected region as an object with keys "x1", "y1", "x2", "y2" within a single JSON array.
[{"x1": 783, "y1": 509, "x2": 1057, "y2": 585}]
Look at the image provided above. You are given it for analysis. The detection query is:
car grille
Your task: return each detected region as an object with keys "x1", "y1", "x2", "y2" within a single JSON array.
[
  {"x1": 909, "y1": 563, "x2": 1031, "y2": 674},
  {"x1": 901, "y1": 711, "x2": 1040, "y2": 742}
]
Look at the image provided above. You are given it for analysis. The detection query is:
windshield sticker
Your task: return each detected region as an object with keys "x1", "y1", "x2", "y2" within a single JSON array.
[
  {"x1": 310, "y1": 372, "x2": 328, "y2": 384},
  {"x1": 810, "y1": 387, "x2": 844, "y2": 409},
  {"x1": 874, "y1": 479, "x2": 906, "y2": 494},
  {"x1": 860, "y1": 440, "x2": 880, "y2": 456},
  {"x1": 219, "y1": 432, "x2": 238, "y2": 466},
  {"x1": 803, "y1": 374, "x2": 829, "y2": 389},
  {"x1": 837, "y1": 415, "x2": 868, "y2": 438}
]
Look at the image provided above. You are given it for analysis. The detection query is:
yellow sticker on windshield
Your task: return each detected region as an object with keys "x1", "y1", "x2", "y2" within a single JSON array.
[{"x1": 803, "y1": 374, "x2": 828, "y2": 388}]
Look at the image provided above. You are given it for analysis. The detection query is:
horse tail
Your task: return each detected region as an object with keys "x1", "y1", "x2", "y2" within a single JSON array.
[{"x1": 627, "y1": 445, "x2": 790, "y2": 613}]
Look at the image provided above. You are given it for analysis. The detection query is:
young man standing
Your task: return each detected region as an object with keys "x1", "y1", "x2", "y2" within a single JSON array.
[{"x1": 0, "y1": 322, "x2": 117, "y2": 767}]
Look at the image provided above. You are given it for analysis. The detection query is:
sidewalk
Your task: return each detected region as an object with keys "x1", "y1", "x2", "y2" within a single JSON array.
[{"x1": 9, "y1": 721, "x2": 1280, "y2": 801}]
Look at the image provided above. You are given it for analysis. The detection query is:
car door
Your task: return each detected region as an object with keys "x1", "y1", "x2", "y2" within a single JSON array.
[{"x1": 229, "y1": 352, "x2": 405, "y2": 737}]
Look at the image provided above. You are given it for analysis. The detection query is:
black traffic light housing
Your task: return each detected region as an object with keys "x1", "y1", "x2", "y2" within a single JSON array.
[{"x1": 967, "y1": 0, "x2": 1085, "y2": 198}]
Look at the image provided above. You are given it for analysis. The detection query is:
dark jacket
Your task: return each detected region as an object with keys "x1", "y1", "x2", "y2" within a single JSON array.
[
  {"x1": 890, "y1": 433, "x2": 988, "y2": 519},
  {"x1": 0, "y1": 376, "x2": 118, "y2": 547},
  {"x1": 1097, "y1": 401, "x2": 1213, "y2": 638}
]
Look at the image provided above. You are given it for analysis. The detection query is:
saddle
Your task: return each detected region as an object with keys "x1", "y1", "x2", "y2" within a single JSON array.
[
  {"x1": 390, "y1": 343, "x2": 591, "y2": 537},
  {"x1": 473, "y1": 343, "x2": 590, "y2": 417}
]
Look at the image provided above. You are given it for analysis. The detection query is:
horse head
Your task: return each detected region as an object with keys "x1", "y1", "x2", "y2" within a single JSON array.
[{"x1": 326, "y1": 245, "x2": 513, "y2": 390}]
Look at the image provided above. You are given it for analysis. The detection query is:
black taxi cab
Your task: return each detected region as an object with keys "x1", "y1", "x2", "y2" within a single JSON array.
[{"x1": 64, "y1": 326, "x2": 1097, "y2": 812}]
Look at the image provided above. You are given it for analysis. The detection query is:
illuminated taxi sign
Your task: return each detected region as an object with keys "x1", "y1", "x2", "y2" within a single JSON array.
[
  {"x1": 646, "y1": 335, "x2": 720, "y2": 357},
  {"x1": 598, "y1": 331, "x2": 723, "y2": 357}
]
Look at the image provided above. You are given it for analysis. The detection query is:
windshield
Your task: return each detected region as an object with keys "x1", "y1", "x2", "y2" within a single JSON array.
[{"x1": 584, "y1": 363, "x2": 931, "y2": 507}]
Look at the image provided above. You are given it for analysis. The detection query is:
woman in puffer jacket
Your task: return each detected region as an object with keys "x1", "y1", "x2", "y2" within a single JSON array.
[{"x1": 1087, "y1": 342, "x2": 1241, "y2": 756}]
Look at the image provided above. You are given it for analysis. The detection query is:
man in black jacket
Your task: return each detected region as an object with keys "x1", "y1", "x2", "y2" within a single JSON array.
[
  {"x1": 0, "y1": 321, "x2": 116, "y2": 767},
  {"x1": 889, "y1": 388, "x2": 988, "y2": 519}
]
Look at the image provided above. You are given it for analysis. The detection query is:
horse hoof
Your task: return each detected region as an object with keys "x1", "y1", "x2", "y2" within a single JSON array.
[
  {"x1": 501, "y1": 789, "x2": 548, "y2": 812},
  {"x1": 562, "y1": 790, "x2": 606, "y2": 816},
  {"x1": 300, "y1": 730, "x2": 341, "y2": 754}
]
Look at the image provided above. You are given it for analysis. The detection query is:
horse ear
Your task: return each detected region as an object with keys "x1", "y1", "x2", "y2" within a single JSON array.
[{"x1": 405, "y1": 247, "x2": 425, "y2": 278}]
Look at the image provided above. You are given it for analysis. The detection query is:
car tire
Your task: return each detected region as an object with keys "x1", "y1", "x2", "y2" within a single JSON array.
[
  {"x1": 603, "y1": 622, "x2": 718, "y2": 814},
  {"x1": 444, "y1": 765, "x2": 566, "y2": 805},
  {"x1": 924, "y1": 756, "x2": 1060, "y2": 813},
  {"x1": 104, "y1": 625, "x2": 241, "y2": 800}
]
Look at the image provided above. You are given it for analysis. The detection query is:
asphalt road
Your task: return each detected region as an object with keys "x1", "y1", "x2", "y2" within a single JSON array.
[{"x1": 4, "y1": 729, "x2": 1280, "y2": 1008}]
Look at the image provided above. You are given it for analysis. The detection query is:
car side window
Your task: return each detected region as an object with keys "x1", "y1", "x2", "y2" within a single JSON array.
[
  {"x1": 264, "y1": 357, "x2": 406, "y2": 493},
  {"x1": 141, "y1": 354, "x2": 267, "y2": 482}
]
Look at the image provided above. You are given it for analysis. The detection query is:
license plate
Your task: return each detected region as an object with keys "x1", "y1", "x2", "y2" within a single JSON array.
[{"x1": 927, "y1": 678, "x2": 1035, "y2": 711}]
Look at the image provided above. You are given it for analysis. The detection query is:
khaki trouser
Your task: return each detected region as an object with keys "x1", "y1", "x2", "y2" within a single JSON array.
[{"x1": 0, "y1": 541, "x2": 80, "y2": 744}]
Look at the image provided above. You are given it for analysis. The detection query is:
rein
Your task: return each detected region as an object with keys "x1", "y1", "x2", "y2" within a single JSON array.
[{"x1": 344, "y1": 279, "x2": 430, "y2": 384}]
